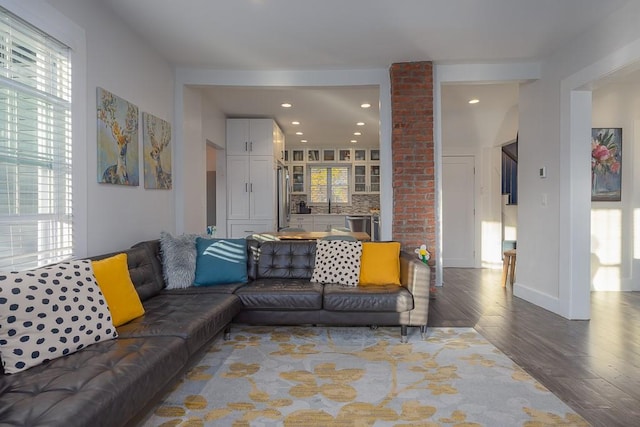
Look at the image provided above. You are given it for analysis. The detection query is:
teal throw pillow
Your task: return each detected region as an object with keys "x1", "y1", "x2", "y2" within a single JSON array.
[{"x1": 194, "y1": 238, "x2": 248, "y2": 286}]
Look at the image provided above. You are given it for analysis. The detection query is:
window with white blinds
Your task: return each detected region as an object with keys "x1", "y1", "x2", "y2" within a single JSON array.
[
  {"x1": 309, "y1": 166, "x2": 350, "y2": 204},
  {"x1": 0, "y1": 8, "x2": 73, "y2": 271}
]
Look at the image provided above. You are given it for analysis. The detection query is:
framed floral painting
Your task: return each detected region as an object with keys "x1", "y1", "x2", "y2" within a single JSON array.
[{"x1": 591, "y1": 128, "x2": 622, "y2": 201}]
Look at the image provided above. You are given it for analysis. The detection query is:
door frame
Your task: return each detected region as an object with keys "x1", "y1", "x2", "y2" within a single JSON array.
[{"x1": 442, "y1": 154, "x2": 479, "y2": 268}]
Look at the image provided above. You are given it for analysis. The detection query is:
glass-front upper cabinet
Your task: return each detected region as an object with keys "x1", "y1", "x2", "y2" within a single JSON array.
[
  {"x1": 369, "y1": 149, "x2": 380, "y2": 161},
  {"x1": 354, "y1": 165, "x2": 366, "y2": 193},
  {"x1": 307, "y1": 149, "x2": 320, "y2": 162},
  {"x1": 322, "y1": 149, "x2": 335, "y2": 162},
  {"x1": 369, "y1": 164, "x2": 380, "y2": 192},
  {"x1": 353, "y1": 162, "x2": 380, "y2": 193},
  {"x1": 291, "y1": 149, "x2": 305, "y2": 162},
  {"x1": 338, "y1": 149, "x2": 351, "y2": 162},
  {"x1": 291, "y1": 165, "x2": 305, "y2": 193},
  {"x1": 354, "y1": 149, "x2": 366, "y2": 162}
]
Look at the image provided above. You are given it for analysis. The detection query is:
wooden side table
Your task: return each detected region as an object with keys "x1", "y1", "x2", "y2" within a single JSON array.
[{"x1": 502, "y1": 249, "x2": 516, "y2": 287}]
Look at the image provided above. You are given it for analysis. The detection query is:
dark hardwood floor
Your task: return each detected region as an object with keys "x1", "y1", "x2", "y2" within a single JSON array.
[{"x1": 428, "y1": 268, "x2": 640, "y2": 427}]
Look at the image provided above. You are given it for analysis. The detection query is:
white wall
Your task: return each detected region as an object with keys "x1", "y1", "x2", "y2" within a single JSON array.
[
  {"x1": 178, "y1": 87, "x2": 227, "y2": 235},
  {"x1": 591, "y1": 82, "x2": 640, "y2": 291},
  {"x1": 517, "y1": 1, "x2": 640, "y2": 318},
  {"x1": 202, "y1": 97, "x2": 227, "y2": 236},
  {"x1": 180, "y1": 87, "x2": 207, "y2": 234},
  {"x1": 44, "y1": 0, "x2": 175, "y2": 256}
]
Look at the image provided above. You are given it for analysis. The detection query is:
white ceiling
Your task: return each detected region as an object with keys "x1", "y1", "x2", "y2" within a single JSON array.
[
  {"x1": 201, "y1": 85, "x2": 380, "y2": 148},
  {"x1": 104, "y1": 0, "x2": 629, "y2": 69},
  {"x1": 104, "y1": 0, "x2": 633, "y2": 148}
]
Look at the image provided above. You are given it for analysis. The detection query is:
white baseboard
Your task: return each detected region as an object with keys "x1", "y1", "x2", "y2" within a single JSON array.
[{"x1": 513, "y1": 282, "x2": 564, "y2": 318}]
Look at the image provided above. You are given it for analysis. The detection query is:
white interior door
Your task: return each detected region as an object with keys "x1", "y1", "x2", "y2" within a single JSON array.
[{"x1": 442, "y1": 156, "x2": 475, "y2": 267}]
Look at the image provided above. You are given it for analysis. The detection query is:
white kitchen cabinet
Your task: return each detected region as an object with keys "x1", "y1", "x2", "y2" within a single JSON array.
[
  {"x1": 289, "y1": 214, "x2": 314, "y2": 231},
  {"x1": 288, "y1": 214, "x2": 346, "y2": 232},
  {"x1": 284, "y1": 145, "x2": 380, "y2": 195},
  {"x1": 227, "y1": 220, "x2": 273, "y2": 239},
  {"x1": 226, "y1": 118, "x2": 277, "y2": 156},
  {"x1": 338, "y1": 149, "x2": 352, "y2": 162},
  {"x1": 311, "y1": 215, "x2": 346, "y2": 232},
  {"x1": 290, "y1": 164, "x2": 305, "y2": 193},
  {"x1": 273, "y1": 123, "x2": 285, "y2": 163},
  {"x1": 353, "y1": 149, "x2": 367, "y2": 162},
  {"x1": 369, "y1": 164, "x2": 380, "y2": 192},
  {"x1": 353, "y1": 149, "x2": 380, "y2": 194},
  {"x1": 291, "y1": 149, "x2": 305, "y2": 162},
  {"x1": 353, "y1": 164, "x2": 367, "y2": 193},
  {"x1": 227, "y1": 156, "x2": 274, "y2": 220},
  {"x1": 226, "y1": 119, "x2": 281, "y2": 237}
]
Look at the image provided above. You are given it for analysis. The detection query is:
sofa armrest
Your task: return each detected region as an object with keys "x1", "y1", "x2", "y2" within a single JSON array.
[{"x1": 399, "y1": 251, "x2": 430, "y2": 326}]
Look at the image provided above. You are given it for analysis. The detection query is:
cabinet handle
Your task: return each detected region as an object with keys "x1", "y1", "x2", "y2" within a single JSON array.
[
  {"x1": 245, "y1": 183, "x2": 248, "y2": 192},
  {"x1": 250, "y1": 141, "x2": 253, "y2": 152},
  {"x1": 250, "y1": 183, "x2": 253, "y2": 192},
  {"x1": 245, "y1": 141, "x2": 248, "y2": 152}
]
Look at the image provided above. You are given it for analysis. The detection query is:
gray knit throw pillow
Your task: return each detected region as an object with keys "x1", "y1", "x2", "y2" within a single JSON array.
[{"x1": 160, "y1": 231, "x2": 197, "y2": 289}]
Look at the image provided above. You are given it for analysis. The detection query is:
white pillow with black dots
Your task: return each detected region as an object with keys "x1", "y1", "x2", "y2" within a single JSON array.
[
  {"x1": 0, "y1": 260, "x2": 118, "y2": 374},
  {"x1": 311, "y1": 240, "x2": 363, "y2": 287}
]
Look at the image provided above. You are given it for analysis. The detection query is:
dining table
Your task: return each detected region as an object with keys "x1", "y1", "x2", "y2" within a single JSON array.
[{"x1": 251, "y1": 231, "x2": 371, "y2": 241}]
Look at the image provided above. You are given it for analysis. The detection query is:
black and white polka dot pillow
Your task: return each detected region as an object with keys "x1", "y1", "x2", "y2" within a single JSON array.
[
  {"x1": 311, "y1": 240, "x2": 362, "y2": 286},
  {"x1": 0, "y1": 260, "x2": 118, "y2": 374}
]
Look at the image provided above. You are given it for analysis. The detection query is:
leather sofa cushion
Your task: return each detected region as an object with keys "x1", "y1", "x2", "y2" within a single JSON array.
[
  {"x1": 323, "y1": 284, "x2": 414, "y2": 312},
  {"x1": 235, "y1": 279, "x2": 323, "y2": 310},
  {"x1": 116, "y1": 293, "x2": 242, "y2": 355},
  {"x1": 0, "y1": 336, "x2": 188, "y2": 427},
  {"x1": 162, "y1": 282, "x2": 246, "y2": 295},
  {"x1": 94, "y1": 242, "x2": 165, "y2": 301},
  {"x1": 256, "y1": 241, "x2": 316, "y2": 280}
]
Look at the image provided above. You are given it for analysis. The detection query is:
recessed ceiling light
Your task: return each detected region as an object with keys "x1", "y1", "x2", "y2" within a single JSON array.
[
  {"x1": 291, "y1": 121, "x2": 300, "y2": 125},
  {"x1": 281, "y1": 103, "x2": 292, "y2": 108},
  {"x1": 356, "y1": 122, "x2": 365, "y2": 126},
  {"x1": 361, "y1": 103, "x2": 371, "y2": 108},
  {"x1": 350, "y1": 139, "x2": 357, "y2": 143},
  {"x1": 301, "y1": 139, "x2": 307, "y2": 143},
  {"x1": 295, "y1": 131, "x2": 303, "y2": 135},
  {"x1": 353, "y1": 132, "x2": 362, "y2": 136},
  {"x1": 468, "y1": 99, "x2": 479, "y2": 104}
]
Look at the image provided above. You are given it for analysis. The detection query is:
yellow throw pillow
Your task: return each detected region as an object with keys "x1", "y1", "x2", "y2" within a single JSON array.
[
  {"x1": 359, "y1": 242, "x2": 401, "y2": 285},
  {"x1": 92, "y1": 253, "x2": 145, "y2": 327}
]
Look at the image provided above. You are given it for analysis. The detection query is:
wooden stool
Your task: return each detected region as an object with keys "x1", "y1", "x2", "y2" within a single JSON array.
[{"x1": 502, "y1": 249, "x2": 516, "y2": 287}]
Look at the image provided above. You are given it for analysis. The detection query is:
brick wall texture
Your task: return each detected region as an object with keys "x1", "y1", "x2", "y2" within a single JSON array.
[{"x1": 390, "y1": 62, "x2": 435, "y2": 260}]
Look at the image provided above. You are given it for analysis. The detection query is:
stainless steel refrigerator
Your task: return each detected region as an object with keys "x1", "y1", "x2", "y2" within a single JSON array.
[{"x1": 276, "y1": 165, "x2": 290, "y2": 230}]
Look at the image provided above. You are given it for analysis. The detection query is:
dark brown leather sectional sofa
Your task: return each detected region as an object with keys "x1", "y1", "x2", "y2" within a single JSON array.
[{"x1": 0, "y1": 238, "x2": 430, "y2": 427}]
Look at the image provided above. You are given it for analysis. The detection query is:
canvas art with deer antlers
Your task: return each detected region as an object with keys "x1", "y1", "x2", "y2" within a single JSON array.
[
  {"x1": 97, "y1": 87, "x2": 139, "y2": 186},
  {"x1": 143, "y1": 112, "x2": 172, "y2": 190}
]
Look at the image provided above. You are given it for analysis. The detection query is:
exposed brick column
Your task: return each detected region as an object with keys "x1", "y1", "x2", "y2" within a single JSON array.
[{"x1": 390, "y1": 62, "x2": 435, "y2": 264}]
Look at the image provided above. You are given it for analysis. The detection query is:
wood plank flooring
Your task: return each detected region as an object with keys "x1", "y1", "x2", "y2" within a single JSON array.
[{"x1": 428, "y1": 268, "x2": 640, "y2": 427}]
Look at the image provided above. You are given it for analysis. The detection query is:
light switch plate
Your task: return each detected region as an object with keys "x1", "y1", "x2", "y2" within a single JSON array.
[{"x1": 539, "y1": 167, "x2": 546, "y2": 178}]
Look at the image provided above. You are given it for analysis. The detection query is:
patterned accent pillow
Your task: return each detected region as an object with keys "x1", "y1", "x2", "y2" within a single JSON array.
[
  {"x1": 160, "y1": 231, "x2": 197, "y2": 289},
  {"x1": 0, "y1": 260, "x2": 118, "y2": 374},
  {"x1": 194, "y1": 238, "x2": 248, "y2": 286},
  {"x1": 311, "y1": 240, "x2": 363, "y2": 286}
]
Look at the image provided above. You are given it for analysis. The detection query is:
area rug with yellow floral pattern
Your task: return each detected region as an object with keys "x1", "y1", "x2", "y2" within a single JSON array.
[{"x1": 140, "y1": 326, "x2": 587, "y2": 426}]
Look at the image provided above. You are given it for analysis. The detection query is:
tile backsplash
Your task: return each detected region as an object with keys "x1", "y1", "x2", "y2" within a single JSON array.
[{"x1": 291, "y1": 194, "x2": 379, "y2": 214}]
